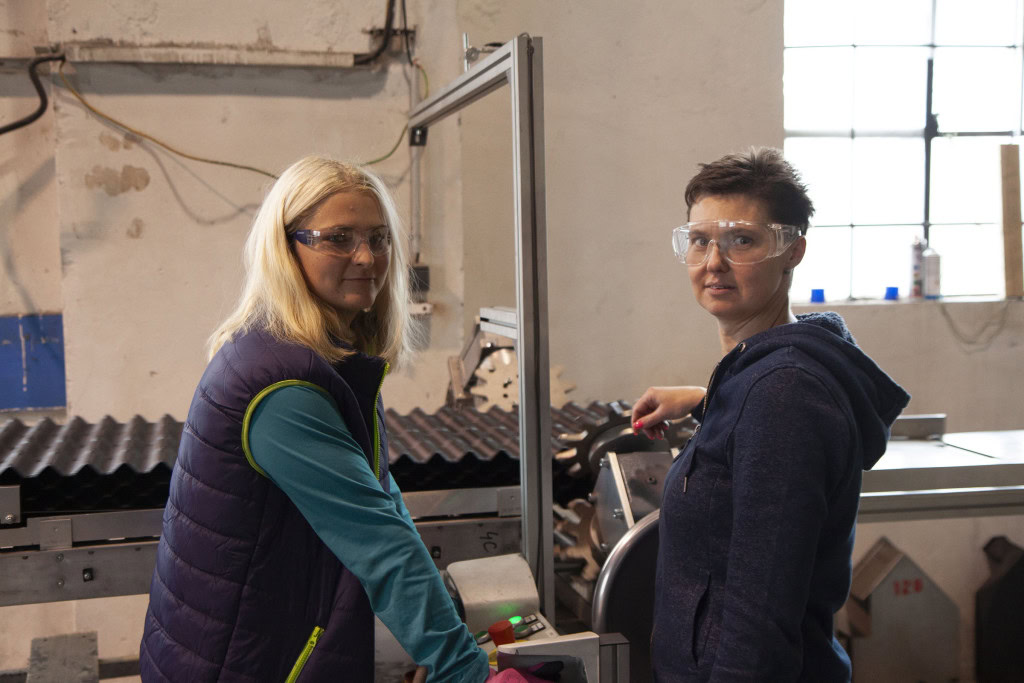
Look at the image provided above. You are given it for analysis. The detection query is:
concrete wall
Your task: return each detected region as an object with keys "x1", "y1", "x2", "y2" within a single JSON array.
[
  {"x1": 1, "y1": 0, "x2": 62, "y2": 317},
  {"x1": 797, "y1": 299, "x2": 1024, "y2": 432},
  {"x1": 455, "y1": 0, "x2": 789, "y2": 410}
]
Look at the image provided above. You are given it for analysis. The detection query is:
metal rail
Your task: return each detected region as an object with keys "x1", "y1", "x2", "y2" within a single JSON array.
[{"x1": 407, "y1": 34, "x2": 554, "y2": 618}]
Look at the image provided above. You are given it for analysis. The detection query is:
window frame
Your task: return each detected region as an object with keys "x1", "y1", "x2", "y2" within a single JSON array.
[{"x1": 784, "y1": 1, "x2": 1024, "y2": 300}]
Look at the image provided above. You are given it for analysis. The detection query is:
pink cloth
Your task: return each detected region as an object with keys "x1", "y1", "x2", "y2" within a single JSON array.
[{"x1": 486, "y1": 667, "x2": 550, "y2": 682}]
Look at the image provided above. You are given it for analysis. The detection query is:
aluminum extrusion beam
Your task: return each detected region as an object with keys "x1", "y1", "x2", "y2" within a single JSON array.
[
  {"x1": 408, "y1": 44, "x2": 514, "y2": 131},
  {"x1": 0, "y1": 509, "x2": 162, "y2": 549},
  {"x1": 858, "y1": 486, "x2": 1024, "y2": 522},
  {"x1": 406, "y1": 34, "x2": 554, "y2": 618}
]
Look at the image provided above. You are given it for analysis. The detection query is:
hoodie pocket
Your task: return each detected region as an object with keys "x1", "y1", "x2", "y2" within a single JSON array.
[
  {"x1": 690, "y1": 572, "x2": 712, "y2": 667},
  {"x1": 285, "y1": 626, "x2": 324, "y2": 683}
]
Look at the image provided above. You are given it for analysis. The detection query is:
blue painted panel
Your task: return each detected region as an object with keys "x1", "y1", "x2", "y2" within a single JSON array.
[
  {"x1": 0, "y1": 314, "x2": 66, "y2": 410},
  {"x1": 0, "y1": 317, "x2": 22, "y2": 409},
  {"x1": 22, "y1": 315, "x2": 66, "y2": 409}
]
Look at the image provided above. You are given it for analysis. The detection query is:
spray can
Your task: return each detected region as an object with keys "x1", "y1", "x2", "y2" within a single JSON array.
[
  {"x1": 911, "y1": 237, "x2": 925, "y2": 298},
  {"x1": 922, "y1": 245, "x2": 941, "y2": 299}
]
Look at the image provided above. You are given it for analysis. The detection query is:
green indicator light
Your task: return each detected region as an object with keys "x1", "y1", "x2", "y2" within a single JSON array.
[{"x1": 508, "y1": 615, "x2": 522, "y2": 625}]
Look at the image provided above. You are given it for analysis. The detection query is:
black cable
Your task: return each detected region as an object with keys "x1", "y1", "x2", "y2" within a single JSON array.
[
  {"x1": 354, "y1": 0, "x2": 397, "y2": 66},
  {"x1": 401, "y1": 0, "x2": 414, "y2": 64},
  {"x1": 0, "y1": 53, "x2": 66, "y2": 136}
]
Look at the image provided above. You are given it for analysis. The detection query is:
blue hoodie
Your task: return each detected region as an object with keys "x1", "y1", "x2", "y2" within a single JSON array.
[{"x1": 652, "y1": 312, "x2": 910, "y2": 682}]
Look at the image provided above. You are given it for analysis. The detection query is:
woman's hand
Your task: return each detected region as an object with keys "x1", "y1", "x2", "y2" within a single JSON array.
[{"x1": 631, "y1": 386, "x2": 707, "y2": 439}]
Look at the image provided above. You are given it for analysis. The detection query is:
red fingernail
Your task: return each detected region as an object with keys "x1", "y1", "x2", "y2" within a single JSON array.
[{"x1": 634, "y1": 421, "x2": 643, "y2": 429}]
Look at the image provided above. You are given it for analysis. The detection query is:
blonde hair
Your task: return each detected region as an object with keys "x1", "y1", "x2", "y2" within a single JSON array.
[{"x1": 209, "y1": 156, "x2": 416, "y2": 367}]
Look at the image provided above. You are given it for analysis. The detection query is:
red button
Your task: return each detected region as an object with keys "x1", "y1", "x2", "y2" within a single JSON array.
[{"x1": 487, "y1": 619, "x2": 515, "y2": 645}]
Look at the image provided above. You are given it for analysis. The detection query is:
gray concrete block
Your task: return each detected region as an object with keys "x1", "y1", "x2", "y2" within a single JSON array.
[{"x1": 27, "y1": 632, "x2": 98, "y2": 683}]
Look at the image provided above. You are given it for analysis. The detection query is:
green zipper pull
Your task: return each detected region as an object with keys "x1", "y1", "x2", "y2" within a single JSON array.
[{"x1": 285, "y1": 626, "x2": 325, "y2": 683}]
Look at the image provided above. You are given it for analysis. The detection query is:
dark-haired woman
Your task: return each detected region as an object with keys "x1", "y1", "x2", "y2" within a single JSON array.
[{"x1": 634, "y1": 149, "x2": 910, "y2": 682}]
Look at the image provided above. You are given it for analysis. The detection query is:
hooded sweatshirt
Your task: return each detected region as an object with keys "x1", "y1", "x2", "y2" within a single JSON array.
[{"x1": 652, "y1": 312, "x2": 910, "y2": 683}]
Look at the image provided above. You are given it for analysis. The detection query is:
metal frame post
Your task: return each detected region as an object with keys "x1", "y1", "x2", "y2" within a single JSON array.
[{"x1": 407, "y1": 34, "x2": 553, "y2": 618}]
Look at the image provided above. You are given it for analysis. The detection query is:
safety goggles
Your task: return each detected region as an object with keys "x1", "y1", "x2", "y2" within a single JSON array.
[
  {"x1": 671, "y1": 220, "x2": 801, "y2": 266},
  {"x1": 290, "y1": 226, "x2": 392, "y2": 257}
]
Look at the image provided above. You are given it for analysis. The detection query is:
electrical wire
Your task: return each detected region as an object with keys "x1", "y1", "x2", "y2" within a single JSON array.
[
  {"x1": 354, "y1": 0, "x2": 397, "y2": 66},
  {"x1": 415, "y1": 61, "x2": 429, "y2": 99},
  {"x1": 401, "y1": 0, "x2": 415, "y2": 65},
  {"x1": 364, "y1": 0, "x2": 430, "y2": 165},
  {"x1": 364, "y1": 124, "x2": 409, "y2": 165},
  {"x1": 48, "y1": 5, "x2": 427, "y2": 176},
  {"x1": 0, "y1": 53, "x2": 66, "y2": 136},
  {"x1": 57, "y1": 60, "x2": 278, "y2": 179}
]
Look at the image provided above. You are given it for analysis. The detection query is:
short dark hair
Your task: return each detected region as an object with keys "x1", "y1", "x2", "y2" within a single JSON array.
[{"x1": 684, "y1": 148, "x2": 814, "y2": 233}]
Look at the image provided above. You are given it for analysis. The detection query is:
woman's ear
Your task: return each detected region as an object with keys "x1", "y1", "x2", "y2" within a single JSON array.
[{"x1": 786, "y1": 235, "x2": 807, "y2": 270}]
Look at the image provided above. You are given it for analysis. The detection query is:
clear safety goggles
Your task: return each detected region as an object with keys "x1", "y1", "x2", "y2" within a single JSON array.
[
  {"x1": 671, "y1": 220, "x2": 801, "y2": 266},
  {"x1": 290, "y1": 226, "x2": 392, "y2": 257}
]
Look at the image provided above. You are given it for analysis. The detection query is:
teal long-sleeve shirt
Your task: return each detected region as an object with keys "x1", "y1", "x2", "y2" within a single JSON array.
[{"x1": 248, "y1": 385, "x2": 488, "y2": 683}]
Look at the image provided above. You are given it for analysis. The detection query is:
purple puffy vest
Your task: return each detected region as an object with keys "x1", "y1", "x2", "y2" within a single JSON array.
[{"x1": 140, "y1": 328, "x2": 390, "y2": 682}]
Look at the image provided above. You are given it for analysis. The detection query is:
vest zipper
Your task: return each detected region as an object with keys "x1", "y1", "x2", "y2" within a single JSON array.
[
  {"x1": 285, "y1": 626, "x2": 324, "y2": 683},
  {"x1": 372, "y1": 362, "x2": 391, "y2": 480}
]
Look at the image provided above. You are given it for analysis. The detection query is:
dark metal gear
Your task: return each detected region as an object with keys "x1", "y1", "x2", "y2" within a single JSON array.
[{"x1": 554, "y1": 400, "x2": 697, "y2": 482}]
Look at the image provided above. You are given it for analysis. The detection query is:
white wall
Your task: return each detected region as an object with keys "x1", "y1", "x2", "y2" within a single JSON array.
[
  {"x1": 456, "y1": 0, "x2": 789, "y2": 411},
  {"x1": 797, "y1": 299, "x2": 1024, "y2": 432},
  {"x1": 1, "y1": 0, "x2": 61, "y2": 317}
]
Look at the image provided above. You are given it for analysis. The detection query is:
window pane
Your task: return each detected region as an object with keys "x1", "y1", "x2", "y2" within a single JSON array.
[
  {"x1": 785, "y1": 48, "x2": 853, "y2": 131},
  {"x1": 854, "y1": 47, "x2": 929, "y2": 131},
  {"x1": 853, "y1": 0, "x2": 932, "y2": 45},
  {"x1": 852, "y1": 138, "x2": 925, "y2": 224},
  {"x1": 785, "y1": 0, "x2": 853, "y2": 46},
  {"x1": 930, "y1": 136, "x2": 1005, "y2": 224},
  {"x1": 785, "y1": 137, "x2": 853, "y2": 226},
  {"x1": 851, "y1": 224, "x2": 920, "y2": 299},
  {"x1": 933, "y1": 47, "x2": 1020, "y2": 131},
  {"x1": 792, "y1": 226, "x2": 852, "y2": 301},
  {"x1": 935, "y1": 0, "x2": 1021, "y2": 46},
  {"x1": 927, "y1": 224, "x2": 1004, "y2": 296}
]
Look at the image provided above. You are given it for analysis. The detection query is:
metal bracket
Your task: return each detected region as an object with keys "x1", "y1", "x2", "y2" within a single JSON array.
[
  {"x1": 0, "y1": 485, "x2": 20, "y2": 525},
  {"x1": 891, "y1": 414, "x2": 947, "y2": 440},
  {"x1": 497, "y1": 486, "x2": 522, "y2": 517},
  {"x1": 39, "y1": 518, "x2": 73, "y2": 550},
  {"x1": 479, "y1": 306, "x2": 518, "y2": 340},
  {"x1": 409, "y1": 127, "x2": 428, "y2": 146}
]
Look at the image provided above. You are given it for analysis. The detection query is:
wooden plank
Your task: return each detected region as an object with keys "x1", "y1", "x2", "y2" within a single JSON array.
[{"x1": 1001, "y1": 144, "x2": 1023, "y2": 298}]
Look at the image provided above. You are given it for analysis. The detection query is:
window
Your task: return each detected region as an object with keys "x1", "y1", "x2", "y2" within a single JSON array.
[{"x1": 784, "y1": 0, "x2": 1024, "y2": 301}]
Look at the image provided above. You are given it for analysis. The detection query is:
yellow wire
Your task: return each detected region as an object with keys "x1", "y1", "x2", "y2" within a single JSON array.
[
  {"x1": 364, "y1": 124, "x2": 409, "y2": 165},
  {"x1": 57, "y1": 58, "x2": 432, "y2": 174},
  {"x1": 364, "y1": 62, "x2": 430, "y2": 166},
  {"x1": 58, "y1": 60, "x2": 278, "y2": 179},
  {"x1": 415, "y1": 60, "x2": 429, "y2": 99}
]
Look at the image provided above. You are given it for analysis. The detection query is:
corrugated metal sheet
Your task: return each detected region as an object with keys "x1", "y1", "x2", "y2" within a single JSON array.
[
  {"x1": 0, "y1": 401, "x2": 620, "y2": 513},
  {"x1": 0, "y1": 415, "x2": 182, "y2": 477}
]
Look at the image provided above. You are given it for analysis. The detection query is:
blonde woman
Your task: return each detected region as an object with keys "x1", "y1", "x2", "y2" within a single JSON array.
[{"x1": 139, "y1": 157, "x2": 489, "y2": 682}]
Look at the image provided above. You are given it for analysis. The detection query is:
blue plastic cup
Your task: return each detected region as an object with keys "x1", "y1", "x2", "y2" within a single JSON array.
[
  {"x1": 884, "y1": 286, "x2": 899, "y2": 300},
  {"x1": 810, "y1": 289, "x2": 825, "y2": 303}
]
